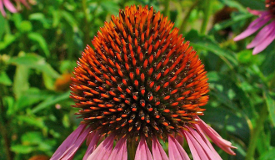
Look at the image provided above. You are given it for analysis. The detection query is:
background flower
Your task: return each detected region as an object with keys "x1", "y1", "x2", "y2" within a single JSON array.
[
  {"x1": 234, "y1": 0, "x2": 275, "y2": 54},
  {"x1": 0, "y1": 0, "x2": 33, "y2": 17}
]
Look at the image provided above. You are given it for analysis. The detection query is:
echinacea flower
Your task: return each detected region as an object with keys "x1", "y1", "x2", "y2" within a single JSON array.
[
  {"x1": 0, "y1": 0, "x2": 31, "y2": 17},
  {"x1": 234, "y1": 0, "x2": 275, "y2": 54},
  {"x1": 51, "y1": 5, "x2": 236, "y2": 160}
]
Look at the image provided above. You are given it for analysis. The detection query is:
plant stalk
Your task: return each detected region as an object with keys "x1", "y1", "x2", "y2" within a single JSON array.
[
  {"x1": 245, "y1": 104, "x2": 268, "y2": 160},
  {"x1": 163, "y1": 0, "x2": 170, "y2": 18},
  {"x1": 200, "y1": 0, "x2": 212, "y2": 35},
  {"x1": 179, "y1": 0, "x2": 199, "y2": 33},
  {"x1": 0, "y1": 94, "x2": 13, "y2": 160}
]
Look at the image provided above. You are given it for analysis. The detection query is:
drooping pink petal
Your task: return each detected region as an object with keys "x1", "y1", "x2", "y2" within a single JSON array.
[
  {"x1": 185, "y1": 127, "x2": 223, "y2": 160},
  {"x1": 135, "y1": 137, "x2": 153, "y2": 160},
  {"x1": 193, "y1": 124, "x2": 223, "y2": 159},
  {"x1": 3, "y1": 0, "x2": 17, "y2": 13},
  {"x1": 234, "y1": 12, "x2": 271, "y2": 41},
  {"x1": 83, "y1": 131, "x2": 100, "y2": 160},
  {"x1": 196, "y1": 116, "x2": 236, "y2": 155},
  {"x1": 247, "y1": 21, "x2": 275, "y2": 49},
  {"x1": 0, "y1": 0, "x2": 6, "y2": 17},
  {"x1": 247, "y1": 8, "x2": 267, "y2": 16},
  {"x1": 152, "y1": 137, "x2": 169, "y2": 160},
  {"x1": 50, "y1": 124, "x2": 90, "y2": 160},
  {"x1": 86, "y1": 134, "x2": 115, "y2": 160},
  {"x1": 168, "y1": 136, "x2": 190, "y2": 160},
  {"x1": 108, "y1": 137, "x2": 127, "y2": 160},
  {"x1": 183, "y1": 130, "x2": 209, "y2": 160},
  {"x1": 252, "y1": 23, "x2": 275, "y2": 54}
]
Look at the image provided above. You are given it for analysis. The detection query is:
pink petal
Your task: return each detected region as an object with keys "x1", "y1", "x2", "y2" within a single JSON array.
[
  {"x1": 51, "y1": 124, "x2": 90, "y2": 160},
  {"x1": 108, "y1": 137, "x2": 127, "y2": 160},
  {"x1": 86, "y1": 134, "x2": 115, "y2": 160},
  {"x1": 193, "y1": 124, "x2": 223, "y2": 159},
  {"x1": 247, "y1": 21, "x2": 275, "y2": 49},
  {"x1": 252, "y1": 23, "x2": 275, "y2": 54},
  {"x1": 234, "y1": 12, "x2": 271, "y2": 41},
  {"x1": 187, "y1": 127, "x2": 222, "y2": 160},
  {"x1": 135, "y1": 137, "x2": 153, "y2": 160},
  {"x1": 83, "y1": 131, "x2": 100, "y2": 160},
  {"x1": 0, "y1": 0, "x2": 6, "y2": 17},
  {"x1": 168, "y1": 136, "x2": 190, "y2": 160},
  {"x1": 183, "y1": 130, "x2": 209, "y2": 160},
  {"x1": 152, "y1": 137, "x2": 169, "y2": 160},
  {"x1": 196, "y1": 116, "x2": 236, "y2": 155},
  {"x1": 3, "y1": 0, "x2": 17, "y2": 13}
]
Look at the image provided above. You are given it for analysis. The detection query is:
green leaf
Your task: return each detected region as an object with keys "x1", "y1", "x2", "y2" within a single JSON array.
[
  {"x1": 32, "y1": 91, "x2": 70, "y2": 113},
  {"x1": 19, "y1": 21, "x2": 32, "y2": 32},
  {"x1": 264, "y1": 91, "x2": 275, "y2": 126},
  {"x1": 0, "y1": 34, "x2": 17, "y2": 50},
  {"x1": 212, "y1": 13, "x2": 252, "y2": 32},
  {"x1": 0, "y1": 71, "x2": 12, "y2": 86},
  {"x1": 21, "y1": 132, "x2": 43, "y2": 145},
  {"x1": 9, "y1": 54, "x2": 60, "y2": 78},
  {"x1": 15, "y1": 88, "x2": 51, "y2": 110},
  {"x1": 29, "y1": 13, "x2": 50, "y2": 28},
  {"x1": 11, "y1": 145, "x2": 34, "y2": 154},
  {"x1": 13, "y1": 64, "x2": 29, "y2": 99},
  {"x1": 259, "y1": 148, "x2": 275, "y2": 160},
  {"x1": 61, "y1": 11, "x2": 78, "y2": 31},
  {"x1": 16, "y1": 115, "x2": 46, "y2": 129},
  {"x1": 0, "y1": 14, "x2": 7, "y2": 37},
  {"x1": 28, "y1": 33, "x2": 50, "y2": 57},
  {"x1": 100, "y1": 1, "x2": 119, "y2": 15},
  {"x1": 185, "y1": 30, "x2": 238, "y2": 68}
]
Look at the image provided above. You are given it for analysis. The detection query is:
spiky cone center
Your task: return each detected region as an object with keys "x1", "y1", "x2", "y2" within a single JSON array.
[
  {"x1": 266, "y1": 0, "x2": 275, "y2": 16},
  {"x1": 70, "y1": 5, "x2": 209, "y2": 141}
]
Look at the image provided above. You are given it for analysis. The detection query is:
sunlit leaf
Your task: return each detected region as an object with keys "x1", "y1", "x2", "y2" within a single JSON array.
[
  {"x1": 185, "y1": 30, "x2": 238, "y2": 68},
  {"x1": 28, "y1": 33, "x2": 50, "y2": 57},
  {"x1": 32, "y1": 91, "x2": 70, "y2": 113},
  {"x1": 0, "y1": 71, "x2": 12, "y2": 86},
  {"x1": 9, "y1": 54, "x2": 60, "y2": 78},
  {"x1": 264, "y1": 91, "x2": 275, "y2": 126}
]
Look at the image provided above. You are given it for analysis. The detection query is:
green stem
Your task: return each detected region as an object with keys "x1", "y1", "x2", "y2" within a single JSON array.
[
  {"x1": 200, "y1": 0, "x2": 212, "y2": 35},
  {"x1": 179, "y1": 0, "x2": 199, "y2": 33},
  {"x1": 0, "y1": 91, "x2": 13, "y2": 160},
  {"x1": 82, "y1": 0, "x2": 90, "y2": 45},
  {"x1": 163, "y1": 0, "x2": 170, "y2": 18},
  {"x1": 245, "y1": 104, "x2": 268, "y2": 160},
  {"x1": 128, "y1": 141, "x2": 137, "y2": 160}
]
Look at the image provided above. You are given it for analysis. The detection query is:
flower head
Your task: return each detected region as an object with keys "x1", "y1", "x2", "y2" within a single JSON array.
[
  {"x1": 51, "y1": 5, "x2": 236, "y2": 160},
  {"x1": 0, "y1": 0, "x2": 32, "y2": 17},
  {"x1": 234, "y1": 0, "x2": 275, "y2": 55}
]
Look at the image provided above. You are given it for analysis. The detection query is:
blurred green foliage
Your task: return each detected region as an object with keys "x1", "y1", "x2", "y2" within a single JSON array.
[{"x1": 0, "y1": 0, "x2": 274, "y2": 160}]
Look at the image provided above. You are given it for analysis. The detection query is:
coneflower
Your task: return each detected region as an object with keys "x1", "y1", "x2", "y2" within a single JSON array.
[
  {"x1": 0, "y1": 0, "x2": 32, "y2": 17},
  {"x1": 234, "y1": 0, "x2": 275, "y2": 54},
  {"x1": 51, "y1": 5, "x2": 236, "y2": 160}
]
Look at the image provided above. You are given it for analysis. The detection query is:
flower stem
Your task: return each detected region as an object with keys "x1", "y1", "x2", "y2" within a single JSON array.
[
  {"x1": 82, "y1": 0, "x2": 90, "y2": 45},
  {"x1": 163, "y1": 0, "x2": 170, "y2": 18},
  {"x1": 0, "y1": 92, "x2": 13, "y2": 160},
  {"x1": 245, "y1": 103, "x2": 268, "y2": 160},
  {"x1": 128, "y1": 141, "x2": 136, "y2": 160},
  {"x1": 179, "y1": 0, "x2": 199, "y2": 33},
  {"x1": 200, "y1": 0, "x2": 212, "y2": 35}
]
